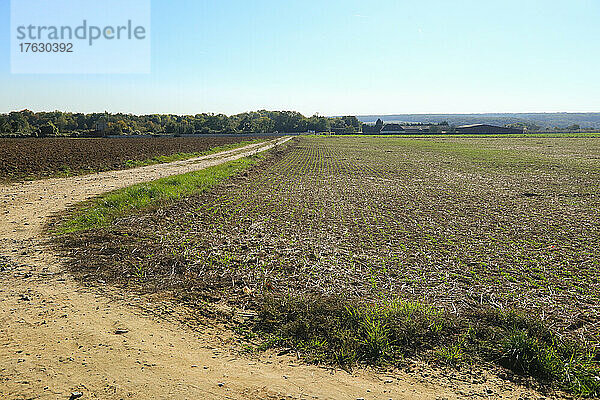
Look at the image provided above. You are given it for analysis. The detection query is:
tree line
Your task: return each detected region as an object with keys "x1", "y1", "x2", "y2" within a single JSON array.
[{"x1": 0, "y1": 109, "x2": 361, "y2": 137}]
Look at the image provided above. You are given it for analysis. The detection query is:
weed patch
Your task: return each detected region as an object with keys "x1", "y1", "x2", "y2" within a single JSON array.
[
  {"x1": 253, "y1": 295, "x2": 600, "y2": 396},
  {"x1": 255, "y1": 294, "x2": 452, "y2": 365}
]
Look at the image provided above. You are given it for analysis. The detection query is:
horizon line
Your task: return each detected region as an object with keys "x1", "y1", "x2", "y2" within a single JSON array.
[{"x1": 4, "y1": 108, "x2": 600, "y2": 117}]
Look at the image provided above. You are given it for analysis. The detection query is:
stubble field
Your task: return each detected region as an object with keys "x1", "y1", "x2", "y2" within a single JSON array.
[{"x1": 57, "y1": 135, "x2": 600, "y2": 395}]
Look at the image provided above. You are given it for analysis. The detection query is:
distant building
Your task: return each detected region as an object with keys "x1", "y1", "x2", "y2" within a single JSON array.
[
  {"x1": 94, "y1": 120, "x2": 108, "y2": 133},
  {"x1": 455, "y1": 124, "x2": 523, "y2": 134},
  {"x1": 378, "y1": 123, "x2": 433, "y2": 134},
  {"x1": 362, "y1": 118, "x2": 384, "y2": 134},
  {"x1": 93, "y1": 118, "x2": 108, "y2": 137},
  {"x1": 380, "y1": 123, "x2": 404, "y2": 134},
  {"x1": 401, "y1": 125, "x2": 432, "y2": 134}
]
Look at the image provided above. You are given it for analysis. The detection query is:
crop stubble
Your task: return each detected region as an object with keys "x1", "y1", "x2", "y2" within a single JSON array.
[{"x1": 60, "y1": 136, "x2": 600, "y2": 340}]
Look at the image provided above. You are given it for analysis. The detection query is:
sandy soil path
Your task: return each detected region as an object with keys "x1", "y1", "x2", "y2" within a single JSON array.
[{"x1": 0, "y1": 137, "x2": 557, "y2": 399}]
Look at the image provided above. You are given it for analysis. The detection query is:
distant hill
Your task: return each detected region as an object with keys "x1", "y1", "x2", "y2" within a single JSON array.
[{"x1": 357, "y1": 113, "x2": 600, "y2": 129}]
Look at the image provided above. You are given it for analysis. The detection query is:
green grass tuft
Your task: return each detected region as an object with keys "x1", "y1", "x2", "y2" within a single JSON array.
[
  {"x1": 255, "y1": 294, "x2": 451, "y2": 366},
  {"x1": 252, "y1": 294, "x2": 600, "y2": 396},
  {"x1": 497, "y1": 330, "x2": 600, "y2": 396}
]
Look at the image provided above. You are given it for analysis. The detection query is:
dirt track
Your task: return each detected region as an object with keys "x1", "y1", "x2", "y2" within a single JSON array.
[{"x1": 0, "y1": 137, "x2": 558, "y2": 399}]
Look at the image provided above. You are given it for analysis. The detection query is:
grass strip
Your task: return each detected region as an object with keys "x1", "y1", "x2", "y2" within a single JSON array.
[
  {"x1": 58, "y1": 154, "x2": 264, "y2": 233},
  {"x1": 252, "y1": 294, "x2": 600, "y2": 397}
]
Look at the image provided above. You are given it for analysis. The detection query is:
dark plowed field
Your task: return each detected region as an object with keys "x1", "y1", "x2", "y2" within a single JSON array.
[{"x1": 0, "y1": 137, "x2": 259, "y2": 182}]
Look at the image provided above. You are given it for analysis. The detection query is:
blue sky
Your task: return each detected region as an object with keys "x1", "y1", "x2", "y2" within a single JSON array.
[{"x1": 1, "y1": 0, "x2": 599, "y2": 116}]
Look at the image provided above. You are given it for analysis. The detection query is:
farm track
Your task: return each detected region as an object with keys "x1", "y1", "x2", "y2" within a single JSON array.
[{"x1": 0, "y1": 136, "x2": 557, "y2": 399}]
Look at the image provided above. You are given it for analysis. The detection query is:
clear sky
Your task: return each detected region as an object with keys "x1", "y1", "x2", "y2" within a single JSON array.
[{"x1": 1, "y1": 0, "x2": 599, "y2": 116}]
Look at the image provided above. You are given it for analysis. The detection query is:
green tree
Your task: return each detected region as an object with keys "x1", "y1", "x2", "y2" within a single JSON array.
[
  {"x1": 38, "y1": 122, "x2": 59, "y2": 137},
  {"x1": 9, "y1": 110, "x2": 32, "y2": 135}
]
